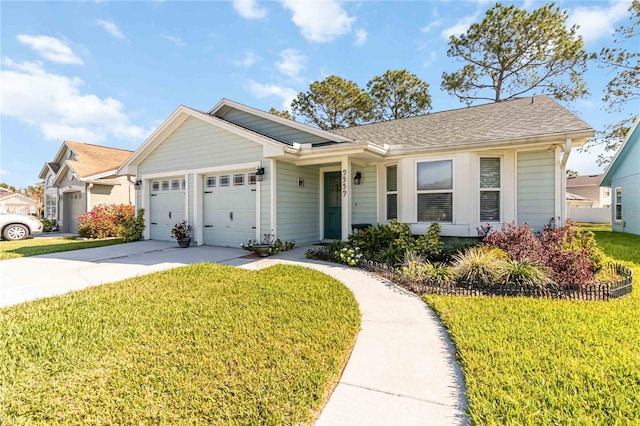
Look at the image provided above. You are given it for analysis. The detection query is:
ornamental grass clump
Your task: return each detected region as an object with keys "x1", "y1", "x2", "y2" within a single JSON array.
[
  {"x1": 400, "y1": 251, "x2": 453, "y2": 285},
  {"x1": 502, "y1": 258, "x2": 551, "y2": 288},
  {"x1": 451, "y1": 246, "x2": 508, "y2": 286}
]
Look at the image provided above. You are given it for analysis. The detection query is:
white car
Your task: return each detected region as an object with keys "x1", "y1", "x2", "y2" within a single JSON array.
[{"x1": 0, "y1": 214, "x2": 44, "y2": 241}]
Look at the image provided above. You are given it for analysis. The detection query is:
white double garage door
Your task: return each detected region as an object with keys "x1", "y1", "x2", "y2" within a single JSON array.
[{"x1": 149, "y1": 172, "x2": 256, "y2": 247}]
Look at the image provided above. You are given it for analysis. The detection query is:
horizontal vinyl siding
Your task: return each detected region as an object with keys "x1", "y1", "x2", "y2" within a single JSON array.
[
  {"x1": 611, "y1": 174, "x2": 640, "y2": 235},
  {"x1": 275, "y1": 161, "x2": 320, "y2": 244},
  {"x1": 138, "y1": 117, "x2": 264, "y2": 175},
  {"x1": 221, "y1": 110, "x2": 331, "y2": 145},
  {"x1": 517, "y1": 150, "x2": 555, "y2": 230},
  {"x1": 352, "y1": 165, "x2": 377, "y2": 225}
]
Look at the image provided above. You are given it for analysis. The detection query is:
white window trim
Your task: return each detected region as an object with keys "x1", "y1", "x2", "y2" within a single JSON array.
[
  {"x1": 415, "y1": 158, "x2": 455, "y2": 223},
  {"x1": 479, "y1": 156, "x2": 503, "y2": 223},
  {"x1": 385, "y1": 163, "x2": 398, "y2": 221},
  {"x1": 614, "y1": 186, "x2": 622, "y2": 222}
]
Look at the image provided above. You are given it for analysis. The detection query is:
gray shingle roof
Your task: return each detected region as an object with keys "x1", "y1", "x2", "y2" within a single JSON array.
[
  {"x1": 331, "y1": 95, "x2": 593, "y2": 149},
  {"x1": 566, "y1": 174, "x2": 604, "y2": 187}
]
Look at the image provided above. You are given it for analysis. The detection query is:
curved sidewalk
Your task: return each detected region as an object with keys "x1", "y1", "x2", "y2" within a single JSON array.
[{"x1": 235, "y1": 252, "x2": 469, "y2": 425}]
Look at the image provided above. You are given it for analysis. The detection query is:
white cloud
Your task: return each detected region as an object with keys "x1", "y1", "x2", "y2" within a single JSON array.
[
  {"x1": 568, "y1": 0, "x2": 631, "y2": 43},
  {"x1": 440, "y1": 14, "x2": 478, "y2": 39},
  {"x1": 163, "y1": 35, "x2": 186, "y2": 47},
  {"x1": 16, "y1": 34, "x2": 83, "y2": 65},
  {"x1": 0, "y1": 169, "x2": 9, "y2": 177},
  {"x1": 354, "y1": 28, "x2": 367, "y2": 46},
  {"x1": 281, "y1": 0, "x2": 355, "y2": 42},
  {"x1": 275, "y1": 49, "x2": 306, "y2": 79},
  {"x1": 233, "y1": 0, "x2": 267, "y2": 19},
  {"x1": 420, "y1": 20, "x2": 441, "y2": 33},
  {"x1": 235, "y1": 49, "x2": 261, "y2": 67},
  {"x1": 96, "y1": 19, "x2": 125, "y2": 39},
  {"x1": 422, "y1": 50, "x2": 437, "y2": 68},
  {"x1": 246, "y1": 80, "x2": 297, "y2": 110},
  {"x1": 0, "y1": 58, "x2": 149, "y2": 143}
]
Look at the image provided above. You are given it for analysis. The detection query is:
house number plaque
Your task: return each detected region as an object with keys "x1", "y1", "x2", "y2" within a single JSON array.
[{"x1": 342, "y1": 169, "x2": 347, "y2": 197}]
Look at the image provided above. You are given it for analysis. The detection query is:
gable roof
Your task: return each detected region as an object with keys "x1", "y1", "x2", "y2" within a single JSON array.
[
  {"x1": 600, "y1": 115, "x2": 640, "y2": 187},
  {"x1": 566, "y1": 192, "x2": 594, "y2": 202},
  {"x1": 64, "y1": 141, "x2": 134, "y2": 178},
  {"x1": 331, "y1": 95, "x2": 594, "y2": 150},
  {"x1": 566, "y1": 174, "x2": 604, "y2": 187}
]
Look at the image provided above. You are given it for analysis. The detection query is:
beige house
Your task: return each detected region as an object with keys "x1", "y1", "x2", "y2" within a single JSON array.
[
  {"x1": 39, "y1": 141, "x2": 135, "y2": 233},
  {"x1": 566, "y1": 174, "x2": 611, "y2": 208},
  {"x1": 0, "y1": 187, "x2": 39, "y2": 215}
]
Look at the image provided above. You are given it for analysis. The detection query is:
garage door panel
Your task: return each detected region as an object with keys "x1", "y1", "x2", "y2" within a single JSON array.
[
  {"x1": 149, "y1": 178, "x2": 185, "y2": 242},
  {"x1": 203, "y1": 173, "x2": 256, "y2": 247}
]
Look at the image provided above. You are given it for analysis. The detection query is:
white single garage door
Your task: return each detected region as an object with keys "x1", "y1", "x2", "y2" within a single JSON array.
[
  {"x1": 66, "y1": 191, "x2": 85, "y2": 234},
  {"x1": 149, "y1": 178, "x2": 186, "y2": 241},
  {"x1": 203, "y1": 172, "x2": 256, "y2": 247}
]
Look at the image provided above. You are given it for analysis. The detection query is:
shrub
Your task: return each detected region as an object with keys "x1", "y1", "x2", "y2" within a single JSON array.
[
  {"x1": 120, "y1": 209, "x2": 145, "y2": 242},
  {"x1": 347, "y1": 220, "x2": 443, "y2": 264},
  {"x1": 77, "y1": 204, "x2": 135, "y2": 239},
  {"x1": 336, "y1": 246, "x2": 363, "y2": 266},
  {"x1": 451, "y1": 246, "x2": 507, "y2": 286},
  {"x1": 480, "y1": 221, "x2": 604, "y2": 286},
  {"x1": 40, "y1": 218, "x2": 57, "y2": 232},
  {"x1": 400, "y1": 251, "x2": 454, "y2": 285}
]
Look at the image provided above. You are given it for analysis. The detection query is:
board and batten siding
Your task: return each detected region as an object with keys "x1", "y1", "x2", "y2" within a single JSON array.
[
  {"x1": 352, "y1": 164, "x2": 377, "y2": 226},
  {"x1": 275, "y1": 161, "x2": 320, "y2": 244},
  {"x1": 220, "y1": 109, "x2": 332, "y2": 145},
  {"x1": 138, "y1": 117, "x2": 264, "y2": 175},
  {"x1": 517, "y1": 150, "x2": 555, "y2": 230}
]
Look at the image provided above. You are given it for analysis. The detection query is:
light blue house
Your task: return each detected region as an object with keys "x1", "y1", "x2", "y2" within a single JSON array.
[
  {"x1": 600, "y1": 116, "x2": 640, "y2": 235},
  {"x1": 118, "y1": 96, "x2": 594, "y2": 247}
]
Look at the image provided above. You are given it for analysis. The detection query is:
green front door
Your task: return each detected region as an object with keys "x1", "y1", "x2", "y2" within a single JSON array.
[{"x1": 324, "y1": 171, "x2": 342, "y2": 239}]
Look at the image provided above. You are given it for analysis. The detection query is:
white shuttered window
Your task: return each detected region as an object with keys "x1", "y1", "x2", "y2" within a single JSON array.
[{"x1": 480, "y1": 157, "x2": 501, "y2": 221}]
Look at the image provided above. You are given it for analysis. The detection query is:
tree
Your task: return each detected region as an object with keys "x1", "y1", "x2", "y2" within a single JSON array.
[
  {"x1": 268, "y1": 107, "x2": 295, "y2": 121},
  {"x1": 441, "y1": 3, "x2": 588, "y2": 105},
  {"x1": 366, "y1": 69, "x2": 432, "y2": 121},
  {"x1": 566, "y1": 169, "x2": 578, "y2": 178},
  {"x1": 583, "y1": 0, "x2": 639, "y2": 165},
  {"x1": 23, "y1": 184, "x2": 44, "y2": 217},
  {"x1": 0, "y1": 183, "x2": 18, "y2": 193},
  {"x1": 290, "y1": 75, "x2": 373, "y2": 130}
]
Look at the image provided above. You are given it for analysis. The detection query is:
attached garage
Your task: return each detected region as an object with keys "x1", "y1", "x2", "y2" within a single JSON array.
[
  {"x1": 203, "y1": 171, "x2": 257, "y2": 247},
  {"x1": 149, "y1": 177, "x2": 185, "y2": 241},
  {"x1": 65, "y1": 191, "x2": 85, "y2": 234}
]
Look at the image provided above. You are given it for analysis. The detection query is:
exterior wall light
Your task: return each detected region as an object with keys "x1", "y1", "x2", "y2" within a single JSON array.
[
  {"x1": 134, "y1": 180, "x2": 142, "y2": 190},
  {"x1": 353, "y1": 171, "x2": 362, "y2": 185},
  {"x1": 255, "y1": 167, "x2": 265, "y2": 182}
]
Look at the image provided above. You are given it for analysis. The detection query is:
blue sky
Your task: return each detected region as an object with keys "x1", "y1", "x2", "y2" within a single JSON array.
[{"x1": 1, "y1": 0, "x2": 637, "y2": 189}]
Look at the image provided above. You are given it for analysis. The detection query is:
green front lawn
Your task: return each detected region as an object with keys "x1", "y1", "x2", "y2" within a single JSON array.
[
  {"x1": 424, "y1": 230, "x2": 640, "y2": 424},
  {"x1": 0, "y1": 264, "x2": 360, "y2": 424},
  {"x1": 0, "y1": 237, "x2": 124, "y2": 260}
]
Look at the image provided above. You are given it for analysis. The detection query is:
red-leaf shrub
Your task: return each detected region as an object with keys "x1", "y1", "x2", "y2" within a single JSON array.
[
  {"x1": 78, "y1": 204, "x2": 135, "y2": 239},
  {"x1": 480, "y1": 221, "x2": 602, "y2": 286}
]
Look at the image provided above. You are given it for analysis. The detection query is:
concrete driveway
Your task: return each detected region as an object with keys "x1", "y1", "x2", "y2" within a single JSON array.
[{"x1": 0, "y1": 241, "x2": 252, "y2": 308}]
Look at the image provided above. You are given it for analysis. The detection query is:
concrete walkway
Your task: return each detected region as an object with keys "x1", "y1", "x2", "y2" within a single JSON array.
[{"x1": 0, "y1": 241, "x2": 469, "y2": 425}]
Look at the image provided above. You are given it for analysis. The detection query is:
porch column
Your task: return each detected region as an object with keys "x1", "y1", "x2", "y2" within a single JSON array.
[{"x1": 341, "y1": 157, "x2": 352, "y2": 240}]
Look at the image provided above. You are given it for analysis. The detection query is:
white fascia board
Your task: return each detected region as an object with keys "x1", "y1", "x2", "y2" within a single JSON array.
[
  {"x1": 117, "y1": 106, "x2": 287, "y2": 174},
  {"x1": 600, "y1": 114, "x2": 640, "y2": 187},
  {"x1": 208, "y1": 98, "x2": 354, "y2": 144},
  {"x1": 85, "y1": 170, "x2": 119, "y2": 180}
]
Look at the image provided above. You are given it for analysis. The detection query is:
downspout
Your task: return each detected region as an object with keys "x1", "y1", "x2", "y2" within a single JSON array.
[
  {"x1": 87, "y1": 183, "x2": 93, "y2": 212},
  {"x1": 560, "y1": 139, "x2": 572, "y2": 225}
]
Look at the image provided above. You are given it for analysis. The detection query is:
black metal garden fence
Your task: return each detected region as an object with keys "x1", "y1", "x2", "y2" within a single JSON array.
[{"x1": 359, "y1": 260, "x2": 633, "y2": 301}]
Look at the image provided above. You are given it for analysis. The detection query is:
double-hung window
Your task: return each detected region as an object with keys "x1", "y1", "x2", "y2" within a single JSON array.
[
  {"x1": 386, "y1": 165, "x2": 398, "y2": 220},
  {"x1": 417, "y1": 160, "x2": 453, "y2": 222},
  {"x1": 479, "y1": 157, "x2": 501, "y2": 221},
  {"x1": 615, "y1": 187, "x2": 622, "y2": 221}
]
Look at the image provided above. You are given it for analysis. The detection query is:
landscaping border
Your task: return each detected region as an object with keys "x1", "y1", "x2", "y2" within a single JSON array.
[{"x1": 360, "y1": 260, "x2": 633, "y2": 301}]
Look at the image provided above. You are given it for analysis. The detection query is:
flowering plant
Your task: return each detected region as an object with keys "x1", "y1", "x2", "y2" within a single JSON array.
[{"x1": 337, "y1": 246, "x2": 363, "y2": 267}]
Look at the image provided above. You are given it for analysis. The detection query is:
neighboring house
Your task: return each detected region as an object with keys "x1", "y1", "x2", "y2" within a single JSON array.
[
  {"x1": 600, "y1": 115, "x2": 640, "y2": 235},
  {"x1": 38, "y1": 141, "x2": 135, "y2": 233},
  {"x1": 118, "y1": 95, "x2": 594, "y2": 247},
  {"x1": 566, "y1": 174, "x2": 611, "y2": 207},
  {"x1": 566, "y1": 192, "x2": 595, "y2": 208},
  {"x1": 0, "y1": 187, "x2": 39, "y2": 215}
]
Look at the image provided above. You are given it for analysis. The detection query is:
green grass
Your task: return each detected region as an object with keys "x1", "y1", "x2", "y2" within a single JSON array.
[
  {"x1": 0, "y1": 264, "x2": 360, "y2": 424},
  {"x1": 576, "y1": 222, "x2": 612, "y2": 232},
  {"x1": 423, "y1": 230, "x2": 640, "y2": 424},
  {"x1": 0, "y1": 237, "x2": 124, "y2": 260}
]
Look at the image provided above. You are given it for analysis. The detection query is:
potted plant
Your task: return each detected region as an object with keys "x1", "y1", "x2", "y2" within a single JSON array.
[
  {"x1": 171, "y1": 220, "x2": 192, "y2": 248},
  {"x1": 240, "y1": 232, "x2": 295, "y2": 258}
]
